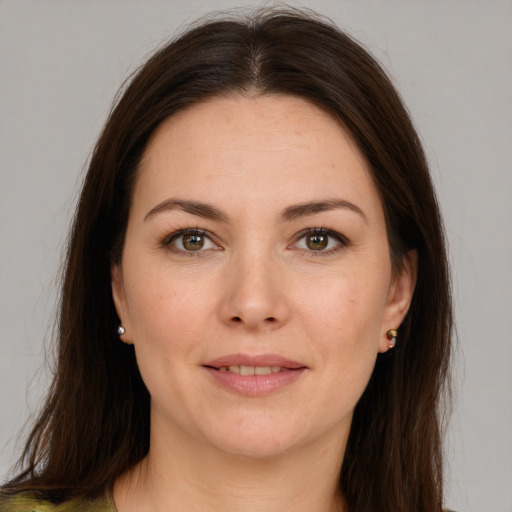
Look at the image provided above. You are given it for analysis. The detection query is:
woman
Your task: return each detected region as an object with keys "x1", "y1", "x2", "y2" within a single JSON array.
[{"x1": 1, "y1": 8, "x2": 452, "y2": 512}]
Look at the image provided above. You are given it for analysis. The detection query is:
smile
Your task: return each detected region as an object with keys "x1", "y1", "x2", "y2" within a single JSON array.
[
  {"x1": 203, "y1": 354, "x2": 307, "y2": 396},
  {"x1": 217, "y1": 365, "x2": 283, "y2": 375}
]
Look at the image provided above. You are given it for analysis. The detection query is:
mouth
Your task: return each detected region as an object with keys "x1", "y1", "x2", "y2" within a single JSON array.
[
  {"x1": 203, "y1": 353, "x2": 306, "y2": 373},
  {"x1": 202, "y1": 354, "x2": 307, "y2": 396},
  {"x1": 214, "y1": 365, "x2": 285, "y2": 375}
]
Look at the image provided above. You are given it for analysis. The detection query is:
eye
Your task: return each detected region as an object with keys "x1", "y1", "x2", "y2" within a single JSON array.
[
  {"x1": 164, "y1": 229, "x2": 219, "y2": 253},
  {"x1": 292, "y1": 228, "x2": 347, "y2": 254}
]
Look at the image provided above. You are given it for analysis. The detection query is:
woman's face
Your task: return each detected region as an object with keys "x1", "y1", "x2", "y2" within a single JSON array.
[{"x1": 112, "y1": 94, "x2": 415, "y2": 459}]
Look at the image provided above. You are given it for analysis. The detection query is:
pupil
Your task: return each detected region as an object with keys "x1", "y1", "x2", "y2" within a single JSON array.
[
  {"x1": 183, "y1": 234, "x2": 204, "y2": 251},
  {"x1": 307, "y1": 234, "x2": 328, "y2": 250}
]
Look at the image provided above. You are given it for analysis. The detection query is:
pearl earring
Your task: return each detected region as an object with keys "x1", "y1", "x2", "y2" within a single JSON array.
[{"x1": 117, "y1": 325, "x2": 126, "y2": 336}]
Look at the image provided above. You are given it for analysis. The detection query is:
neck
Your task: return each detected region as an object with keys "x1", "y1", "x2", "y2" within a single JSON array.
[{"x1": 114, "y1": 424, "x2": 347, "y2": 512}]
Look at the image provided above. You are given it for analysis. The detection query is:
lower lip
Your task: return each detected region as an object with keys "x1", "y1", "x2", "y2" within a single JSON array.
[{"x1": 203, "y1": 367, "x2": 306, "y2": 396}]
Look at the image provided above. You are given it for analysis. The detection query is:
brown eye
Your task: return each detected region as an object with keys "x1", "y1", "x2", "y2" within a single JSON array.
[
  {"x1": 292, "y1": 228, "x2": 347, "y2": 255},
  {"x1": 182, "y1": 234, "x2": 204, "y2": 251},
  {"x1": 167, "y1": 230, "x2": 217, "y2": 253},
  {"x1": 306, "y1": 234, "x2": 328, "y2": 250}
]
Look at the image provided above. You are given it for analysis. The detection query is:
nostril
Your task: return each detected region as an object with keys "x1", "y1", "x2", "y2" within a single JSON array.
[{"x1": 230, "y1": 316, "x2": 276, "y2": 323}]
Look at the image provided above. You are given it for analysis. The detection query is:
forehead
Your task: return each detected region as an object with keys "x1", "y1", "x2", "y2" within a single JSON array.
[
  {"x1": 133, "y1": 94, "x2": 382, "y2": 220},
  {"x1": 142, "y1": 93, "x2": 363, "y2": 164}
]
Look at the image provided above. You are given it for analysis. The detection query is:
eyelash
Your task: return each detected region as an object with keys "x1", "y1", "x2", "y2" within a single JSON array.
[
  {"x1": 290, "y1": 227, "x2": 349, "y2": 257},
  {"x1": 161, "y1": 228, "x2": 219, "y2": 257},
  {"x1": 161, "y1": 227, "x2": 349, "y2": 257}
]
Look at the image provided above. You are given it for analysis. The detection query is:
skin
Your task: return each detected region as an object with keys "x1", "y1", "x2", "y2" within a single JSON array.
[{"x1": 111, "y1": 94, "x2": 416, "y2": 512}]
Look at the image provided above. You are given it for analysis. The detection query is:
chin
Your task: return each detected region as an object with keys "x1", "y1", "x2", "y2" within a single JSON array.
[
  {"x1": 204, "y1": 414, "x2": 321, "y2": 461},
  {"x1": 193, "y1": 415, "x2": 292, "y2": 459},
  {"x1": 214, "y1": 435, "x2": 296, "y2": 460}
]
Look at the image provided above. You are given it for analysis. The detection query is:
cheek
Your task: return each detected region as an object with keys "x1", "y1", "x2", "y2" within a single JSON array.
[
  {"x1": 123, "y1": 266, "x2": 216, "y2": 407},
  {"x1": 123, "y1": 263, "x2": 215, "y2": 352},
  {"x1": 293, "y1": 267, "x2": 389, "y2": 394},
  {"x1": 282, "y1": 275, "x2": 384, "y2": 437},
  {"x1": 295, "y1": 270, "x2": 388, "y2": 345}
]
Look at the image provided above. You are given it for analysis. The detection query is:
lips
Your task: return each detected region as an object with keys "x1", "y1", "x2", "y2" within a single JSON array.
[
  {"x1": 203, "y1": 354, "x2": 307, "y2": 396},
  {"x1": 217, "y1": 365, "x2": 283, "y2": 375},
  {"x1": 204, "y1": 353, "x2": 306, "y2": 370}
]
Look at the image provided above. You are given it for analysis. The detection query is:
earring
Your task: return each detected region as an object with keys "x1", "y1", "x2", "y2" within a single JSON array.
[
  {"x1": 117, "y1": 325, "x2": 126, "y2": 336},
  {"x1": 386, "y1": 329, "x2": 398, "y2": 349}
]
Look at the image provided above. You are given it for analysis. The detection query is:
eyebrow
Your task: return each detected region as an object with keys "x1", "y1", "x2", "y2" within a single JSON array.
[
  {"x1": 144, "y1": 199, "x2": 229, "y2": 222},
  {"x1": 144, "y1": 197, "x2": 367, "y2": 224},
  {"x1": 279, "y1": 199, "x2": 368, "y2": 224}
]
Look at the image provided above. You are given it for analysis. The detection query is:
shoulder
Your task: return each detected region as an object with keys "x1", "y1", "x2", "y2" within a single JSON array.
[{"x1": 0, "y1": 492, "x2": 115, "y2": 512}]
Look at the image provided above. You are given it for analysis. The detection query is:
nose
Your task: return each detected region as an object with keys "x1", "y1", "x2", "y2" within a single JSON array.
[{"x1": 218, "y1": 250, "x2": 290, "y2": 331}]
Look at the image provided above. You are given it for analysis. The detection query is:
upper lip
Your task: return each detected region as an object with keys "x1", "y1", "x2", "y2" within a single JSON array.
[{"x1": 204, "y1": 353, "x2": 307, "y2": 369}]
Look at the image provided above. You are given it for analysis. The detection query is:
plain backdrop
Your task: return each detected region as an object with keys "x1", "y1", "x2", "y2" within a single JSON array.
[{"x1": 1, "y1": 1, "x2": 511, "y2": 510}]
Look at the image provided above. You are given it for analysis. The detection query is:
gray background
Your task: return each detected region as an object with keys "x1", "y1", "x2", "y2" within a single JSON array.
[{"x1": 1, "y1": 0, "x2": 511, "y2": 510}]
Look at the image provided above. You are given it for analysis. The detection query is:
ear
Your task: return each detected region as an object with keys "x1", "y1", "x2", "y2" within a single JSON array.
[
  {"x1": 378, "y1": 249, "x2": 418, "y2": 353},
  {"x1": 111, "y1": 263, "x2": 132, "y2": 344}
]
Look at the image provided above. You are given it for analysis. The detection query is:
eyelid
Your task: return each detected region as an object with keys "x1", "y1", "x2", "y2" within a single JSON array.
[
  {"x1": 162, "y1": 227, "x2": 201, "y2": 245},
  {"x1": 160, "y1": 227, "x2": 348, "y2": 256},
  {"x1": 161, "y1": 228, "x2": 221, "y2": 254},
  {"x1": 290, "y1": 227, "x2": 349, "y2": 254}
]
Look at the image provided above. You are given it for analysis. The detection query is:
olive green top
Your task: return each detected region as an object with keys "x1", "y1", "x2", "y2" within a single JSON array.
[
  {"x1": 1, "y1": 493, "x2": 457, "y2": 512},
  {"x1": 0, "y1": 493, "x2": 116, "y2": 512}
]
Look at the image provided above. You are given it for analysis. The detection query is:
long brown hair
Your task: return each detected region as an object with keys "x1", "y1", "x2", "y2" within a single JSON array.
[{"x1": 3, "y1": 8, "x2": 452, "y2": 511}]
